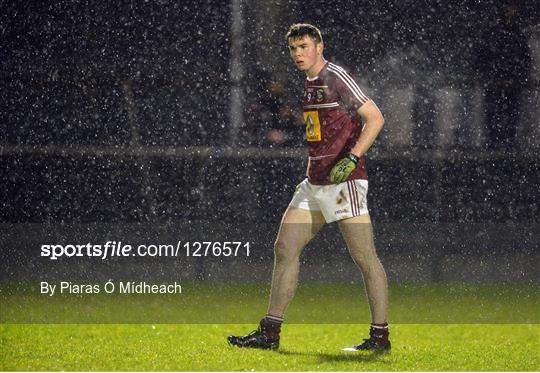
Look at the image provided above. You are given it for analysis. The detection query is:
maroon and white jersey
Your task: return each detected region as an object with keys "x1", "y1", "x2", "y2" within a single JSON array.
[{"x1": 302, "y1": 61, "x2": 370, "y2": 185}]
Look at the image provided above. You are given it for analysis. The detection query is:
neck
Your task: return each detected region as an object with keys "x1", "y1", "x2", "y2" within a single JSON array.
[{"x1": 306, "y1": 58, "x2": 326, "y2": 79}]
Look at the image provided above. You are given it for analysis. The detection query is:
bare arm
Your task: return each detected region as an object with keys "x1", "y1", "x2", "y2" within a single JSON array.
[{"x1": 350, "y1": 100, "x2": 384, "y2": 157}]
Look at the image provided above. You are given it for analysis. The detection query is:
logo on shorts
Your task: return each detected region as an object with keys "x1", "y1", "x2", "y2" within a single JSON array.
[{"x1": 335, "y1": 208, "x2": 349, "y2": 215}]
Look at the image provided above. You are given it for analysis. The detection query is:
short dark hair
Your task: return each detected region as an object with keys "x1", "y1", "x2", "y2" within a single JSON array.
[{"x1": 286, "y1": 23, "x2": 323, "y2": 44}]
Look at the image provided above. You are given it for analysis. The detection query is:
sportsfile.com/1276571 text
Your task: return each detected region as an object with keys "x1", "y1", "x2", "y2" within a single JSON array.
[{"x1": 40, "y1": 241, "x2": 252, "y2": 260}]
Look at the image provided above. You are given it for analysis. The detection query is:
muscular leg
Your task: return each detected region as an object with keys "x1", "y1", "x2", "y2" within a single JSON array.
[
  {"x1": 338, "y1": 214, "x2": 388, "y2": 324},
  {"x1": 266, "y1": 207, "x2": 325, "y2": 317}
]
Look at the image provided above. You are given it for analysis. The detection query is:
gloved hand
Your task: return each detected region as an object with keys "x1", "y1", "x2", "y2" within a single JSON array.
[{"x1": 329, "y1": 153, "x2": 359, "y2": 183}]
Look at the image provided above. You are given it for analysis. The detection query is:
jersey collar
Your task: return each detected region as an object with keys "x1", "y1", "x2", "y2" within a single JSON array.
[{"x1": 306, "y1": 61, "x2": 329, "y2": 81}]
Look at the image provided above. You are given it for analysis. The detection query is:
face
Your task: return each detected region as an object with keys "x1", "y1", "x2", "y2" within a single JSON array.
[{"x1": 288, "y1": 36, "x2": 323, "y2": 75}]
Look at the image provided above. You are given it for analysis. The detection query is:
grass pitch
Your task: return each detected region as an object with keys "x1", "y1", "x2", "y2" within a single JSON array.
[
  {"x1": 1, "y1": 282, "x2": 539, "y2": 371},
  {"x1": 1, "y1": 324, "x2": 538, "y2": 371},
  {"x1": 1, "y1": 283, "x2": 537, "y2": 323}
]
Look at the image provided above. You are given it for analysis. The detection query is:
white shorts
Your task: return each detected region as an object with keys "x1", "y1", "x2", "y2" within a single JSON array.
[{"x1": 289, "y1": 178, "x2": 369, "y2": 223}]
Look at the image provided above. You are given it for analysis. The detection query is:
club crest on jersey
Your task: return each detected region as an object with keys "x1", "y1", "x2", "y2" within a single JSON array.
[
  {"x1": 303, "y1": 111, "x2": 321, "y2": 142},
  {"x1": 316, "y1": 89, "x2": 325, "y2": 102}
]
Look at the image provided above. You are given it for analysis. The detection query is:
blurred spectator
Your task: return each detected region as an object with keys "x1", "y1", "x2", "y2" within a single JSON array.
[
  {"x1": 475, "y1": 3, "x2": 532, "y2": 150},
  {"x1": 407, "y1": 45, "x2": 438, "y2": 150},
  {"x1": 245, "y1": 71, "x2": 303, "y2": 147},
  {"x1": 411, "y1": 82, "x2": 437, "y2": 149}
]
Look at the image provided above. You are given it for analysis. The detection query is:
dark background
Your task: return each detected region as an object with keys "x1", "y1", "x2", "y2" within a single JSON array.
[{"x1": 1, "y1": 0, "x2": 539, "y2": 224}]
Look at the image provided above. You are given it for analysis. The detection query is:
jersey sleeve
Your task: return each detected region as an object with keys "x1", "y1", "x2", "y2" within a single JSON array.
[{"x1": 331, "y1": 65, "x2": 370, "y2": 111}]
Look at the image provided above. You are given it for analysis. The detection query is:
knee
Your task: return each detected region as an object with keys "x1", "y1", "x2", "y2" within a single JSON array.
[
  {"x1": 351, "y1": 253, "x2": 370, "y2": 271},
  {"x1": 274, "y1": 239, "x2": 300, "y2": 264},
  {"x1": 350, "y1": 248, "x2": 380, "y2": 270}
]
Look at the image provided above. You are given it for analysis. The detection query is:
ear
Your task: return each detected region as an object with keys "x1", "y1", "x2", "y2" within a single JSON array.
[{"x1": 317, "y1": 41, "x2": 324, "y2": 55}]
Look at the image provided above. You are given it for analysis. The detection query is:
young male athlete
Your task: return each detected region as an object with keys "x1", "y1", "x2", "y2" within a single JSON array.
[{"x1": 228, "y1": 23, "x2": 389, "y2": 351}]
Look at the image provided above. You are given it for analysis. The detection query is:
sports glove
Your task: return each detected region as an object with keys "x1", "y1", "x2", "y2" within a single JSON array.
[{"x1": 329, "y1": 153, "x2": 359, "y2": 184}]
